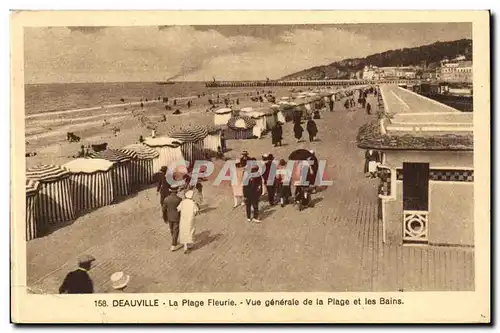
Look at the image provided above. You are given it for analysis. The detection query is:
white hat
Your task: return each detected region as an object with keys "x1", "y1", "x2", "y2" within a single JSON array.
[
  {"x1": 110, "y1": 271, "x2": 130, "y2": 290},
  {"x1": 184, "y1": 190, "x2": 194, "y2": 199}
]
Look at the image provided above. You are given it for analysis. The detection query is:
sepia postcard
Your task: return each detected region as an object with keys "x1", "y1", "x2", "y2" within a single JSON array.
[{"x1": 10, "y1": 10, "x2": 490, "y2": 323}]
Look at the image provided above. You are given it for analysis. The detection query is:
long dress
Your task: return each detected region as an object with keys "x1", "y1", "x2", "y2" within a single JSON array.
[
  {"x1": 178, "y1": 198, "x2": 199, "y2": 245},
  {"x1": 231, "y1": 167, "x2": 244, "y2": 197}
]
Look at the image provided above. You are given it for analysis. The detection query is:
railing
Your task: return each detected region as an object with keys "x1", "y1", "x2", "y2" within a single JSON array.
[
  {"x1": 403, "y1": 210, "x2": 429, "y2": 245},
  {"x1": 205, "y1": 79, "x2": 421, "y2": 88}
]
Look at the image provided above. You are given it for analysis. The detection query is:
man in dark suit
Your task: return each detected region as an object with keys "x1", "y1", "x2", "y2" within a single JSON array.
[
  {"x1": 156, "y1": 166, "x2": 170, "y2": 206},
  {"x1": 243, "y1": 159, "x2": 263, "y2": 223},
  {"x1": 162, "y1": 185, "x2": 182, "y2": 252},
  {"x1": 59, "y1": 255, "x2": 95, "y2": 294}
]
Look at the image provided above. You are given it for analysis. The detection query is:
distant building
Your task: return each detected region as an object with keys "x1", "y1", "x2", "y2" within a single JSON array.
[{"x1": 439, "y1": 60, "x2": 472, "y2": 83}]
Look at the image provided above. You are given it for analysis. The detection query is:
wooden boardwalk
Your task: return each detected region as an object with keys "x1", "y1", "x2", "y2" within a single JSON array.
[{"x1": 26, "y1": 93, "x2": 474, "y2": 293}]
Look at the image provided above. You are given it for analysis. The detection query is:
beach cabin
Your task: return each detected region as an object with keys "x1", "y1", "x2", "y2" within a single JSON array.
[
  {"x1": 26, "y1": 179, "x2": 40, "y2": 241},
  {"x1": 63, "y1": 158, "x2": 115, "y2": 215},
  {"x1": 272, "y1": 104, "x2": 286, "y2": 124},
  {"x1": 143, "y1": 136, "x2": 184, "y2": 169},
  {"x1": 214, "y1": 108, "x2": 233, "y2": 126},
  {"x1": 226, "y1": 116, "x2": 256, "y2": 140},
  {"x1": 119, "y1": 144, "x2": 160, "y2": 186},
  {"x1": 248, "y1": 111, "x2": 266, "y2": 138},
  {"x1": 26, "y1": 164, "x2": 75, "y2": 233},
  {"x1": 357, "y1": 102, "x2": 474, "y2": 247},
  {"x1": 89, "y1": 149, "x2": 132, "y2": 198},
  {"x1": 203, "y1": 124, "x2": 223, "y2": 156},
  {"x1": 168, "y1": 125, "x2": 209, "y2": 164}
]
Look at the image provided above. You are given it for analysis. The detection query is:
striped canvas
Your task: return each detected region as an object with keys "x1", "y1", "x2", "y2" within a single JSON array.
[
  {"x1": 68, "y1": 171, "x2": 114, "y2": 215},
  {"x1": 225, "y1": 128, "x2": 254, "y2": 140},
  {"x1": 149, "y1": 146, "x2": 185, "y2": 170},
  {"x1": 180, "y1": 140, "x2": 206, "y2": 164},
  {"x1": 35, "y1": 177, "x2": 75, "y2": 230},
  {"x1": 26, "y1": 192, "x2": 38, "y2": 241},
  {"x1": 110, "y1": 161, "x2": 132, "y2": 198}
]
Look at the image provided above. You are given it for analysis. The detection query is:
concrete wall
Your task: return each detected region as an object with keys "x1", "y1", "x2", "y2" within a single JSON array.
[
  {"x1": 381, "y1": 150, "x2": 474, "y2": 247},
  {"x1": 383, "y1": 150, "x2": 474, "y2": 169}
]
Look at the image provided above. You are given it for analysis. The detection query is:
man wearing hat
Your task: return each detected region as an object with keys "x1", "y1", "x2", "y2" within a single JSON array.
[
  {"x1": 162, "y1": 185, "x2": 183, "y2": 251},
  {"x1": 59, "y1": 254, "x2": 95, "y2": 294},
  {"x1": 240, "y1": 150, "x2": 250, "y2": 166},
  {"x1": 262, "y1": 153, "x2": 276, "y2": 205},
  {"x1": 156, "y1": 166, "x2": 171, "y2": 206}
]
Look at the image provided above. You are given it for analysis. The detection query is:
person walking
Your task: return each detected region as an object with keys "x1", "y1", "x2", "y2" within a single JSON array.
[
  {"x1": 243, "y1": 160, "x2": 263, "y2": 223},
  {"x1": 232, "y1": 160, "x2": 245, "y2": 208},
  {"x1": 293, "y1": 122, "x2": 304, "y2": 143},
  {"x1": 275, "y1": 123, "x2": 283, "y2": 146},
  {"x1": 162, "y1": 185, "x2": 183, "y2": 252},
  {"x1": 262, "y1": 154, "x2": 276, "y2": 206},
  {"x1": 306, "y1": 118, "x2": 318, "y2": 142},
  {"x1": 329, "y1": 99, "x2": 334, "y2": 112},
  {"x1": 59, "y1": 255, "x2": 95, "y2": 294},
  {"x1": 366, "y1": 102, "x2": 372, "y2": 115},
  {"x1": 156, "y1": 166, "x2": 170, "y2": 206},
  {"x1": 276, "y1": 159, "x2": 292, "y2": 207},
  {"x1": 220, "y1": 131, "x2": 227, "y2": 152},
  {"x1": 177, "y1": 190, "x2": 200, "y2": 254}
]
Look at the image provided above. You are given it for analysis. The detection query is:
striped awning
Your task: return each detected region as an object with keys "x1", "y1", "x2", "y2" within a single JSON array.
[
  {"x1": 89, "y1": 149, "x2": 131, "y2": 163},
  {"x1": 119, "y1": 144, "x2": 160, "y2": 159},
  {"x1": 63, "y1": 158, "x2": 114, "y2": 173},
  {"x1": 143, "y1": 136, "x2": 183, "y2": 147},
  {"x1": 168, "y1": 125, "x2": 208, "y2": 142},
  {"x1": 26, "y1": 164, "x2": 70, "y2": 182},
  {"x1": 205, "y1": 124, "x2": 225, "y2": 134},
  {"x1": 215, "y1": 108, "x2": 233, "y2": 114},
  {"x1": 26, "y1": 179, "x2": 40, "y2": 196},
  {"x1": 227, "y1": 116, "x2": 256, "y2": 130}
]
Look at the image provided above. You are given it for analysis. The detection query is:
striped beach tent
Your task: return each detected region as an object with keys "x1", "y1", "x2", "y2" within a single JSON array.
[
  {"x1": 26, "y1": 164, "x2": 75, "y2": 232},
  {"x1": 262, "y1": 107, "x2": 277, "y2": 130},
  {"x1": 119, "y1": 144, "x2": 160, "y2": 186},
  {"x1": 226, "y1": 116, "x2": 256, "y2": 140},
  {"x1": 26, "y1": 179, "x2": 40, "y2": 241},
  {"x1": 168, "y1": 125, "x2": 209, "y2": 164},
  {"x1": 203, "y1": 124, "x2": 223, "y2": 155},
  {"x1": 63, "y1": 158, "x2": 114, "y2": 215},
  {"x1": 89, "y1": 150, "x2": 132, "y2": 198},
  {"x1": 214, "y1": 108, "x2": 233, "y2": 126},
  {"x1": 143, "y1": 136, "x2": 185, "y2": 169}
]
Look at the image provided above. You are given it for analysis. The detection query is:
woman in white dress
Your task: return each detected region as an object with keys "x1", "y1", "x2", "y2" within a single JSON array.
[{"x1": 177, "y1": 190, "x2": 200, "y2": 254}]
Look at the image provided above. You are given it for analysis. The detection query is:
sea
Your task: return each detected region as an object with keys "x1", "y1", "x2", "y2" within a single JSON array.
[{"x1": 24, "y1": 82, "x2": 212, "y2": 115}]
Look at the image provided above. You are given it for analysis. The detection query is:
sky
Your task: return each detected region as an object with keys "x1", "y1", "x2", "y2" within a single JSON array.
[{"x1": 24, "y1": 23, "x2": 472, "y2": 84}]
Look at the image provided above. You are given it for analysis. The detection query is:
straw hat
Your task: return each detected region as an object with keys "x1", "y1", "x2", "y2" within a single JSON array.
[
  {"x1": 110, "y1": 271, "x2": 130, "y2": 290},
  {"x1": 184, "y1": 190, "x2": 194, "y2": 199}
]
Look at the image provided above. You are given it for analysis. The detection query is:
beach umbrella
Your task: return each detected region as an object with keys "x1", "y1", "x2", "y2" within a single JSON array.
[
  {"x1": 89, "y1": 149, "x2": 132, "y2": 198},
  {"x1": 288, "y1": 149, "x2": 319, "y2": 185},
  {"x1": 168, "y1": 125, "x2": 209, "y2": 163},
  {"x1": 63, "y1": 158, "x2": 115, "y2": 215},
  {"x1": 119, "y1": 144, "x2": 160, "y2": 186},
  {"x1": 26, "y1": 164, "x2": 75, "y2": 232},
  {"x1": 25, "y1": 179, "x2": 40, "y2": 241}
]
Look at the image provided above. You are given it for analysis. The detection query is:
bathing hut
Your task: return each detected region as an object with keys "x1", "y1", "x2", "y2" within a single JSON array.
[
  {"x1": 226, "y1": 116, "x2": 256, "y2": 139},
  {"x1": 143, "y1": 136, "x2": 184, "y2": 168},
  {"x1": 272, "y1": 104, "x2": 286, "y2": 124},
  {"x1": 26, "y1": 179, "x2": 40, "y2": 241},
  {"x1": 89, "y1": 149, "x2": 132, "y2": 198},
  {"x1": 262, "y1": 107, "x2": 277, "y2": 130},
  {"x1": 63, "y1": 158, "x2": 114, "y2": 215},
  {"x1": 119, "y1": 144, "x2": 160, "y2": 186},
  {"x1": 278, "y1": 101, "x2": 294, "y2": 122},
  {"x1": 248, "y1": 111, "x2": 266, "y2": 138},
  {"x1": 168, "y1": 125, "x2": 209, "y2": 163},
  {"x1": 214, "y1": 107, "x2": 233, "y2": 126},
  {"x1": 240, "y1": 107, "x2": 254, "y2": 113},
  {"x1": 203, "y1": 124, "x2": 223, "y2": 156},
  {"x1": 26, "y1": 164, "x2": 75, "y2": 232}
]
